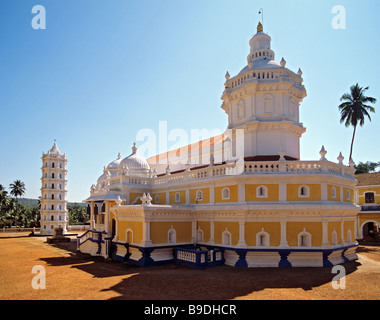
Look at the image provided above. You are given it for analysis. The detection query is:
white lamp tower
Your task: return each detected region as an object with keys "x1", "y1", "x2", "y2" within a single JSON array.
[{"x1": 40, "y1": 141, "x2": 68, "y2": 235}]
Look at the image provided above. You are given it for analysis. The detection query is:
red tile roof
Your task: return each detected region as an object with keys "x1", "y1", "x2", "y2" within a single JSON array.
[{"x1": 355, "y1": 172, "x2": 380, "y2": 186}]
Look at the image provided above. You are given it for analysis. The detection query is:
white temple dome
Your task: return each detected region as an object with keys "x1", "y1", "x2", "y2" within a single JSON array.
[
  {"x1": 120, "y1": 143, "x2": 150, "y2": 173},
  {"x1": 107, "y1": 152, "x2": 122, "y2": 170},
  {"x1": 97, "y1": 153, "x2": 122, "y2": 184}
]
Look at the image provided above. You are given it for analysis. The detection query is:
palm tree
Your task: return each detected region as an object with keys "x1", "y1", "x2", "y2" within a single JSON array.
[
  {"x1": 338, "y1": 84, "x2": 376, "y2": 162},
  {"x1": 9, "y1": 180, "x2": 26, "y2": 199}
]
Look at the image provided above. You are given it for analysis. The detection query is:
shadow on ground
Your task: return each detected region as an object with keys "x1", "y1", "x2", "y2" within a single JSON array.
[{"x1": 38, "y1": 240, "x2": 361, "y2": 300}]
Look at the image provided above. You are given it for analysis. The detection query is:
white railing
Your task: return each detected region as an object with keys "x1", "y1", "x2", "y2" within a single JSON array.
[
  {"x1": 68, "y1": 225, "x2": 90, "y2": 231},
  {"x1": 91, "y1": 160, "x2": 355, "y2": 191},
  {"x1": 177, "y1": 250, "x2": 197, "y2": 263}
]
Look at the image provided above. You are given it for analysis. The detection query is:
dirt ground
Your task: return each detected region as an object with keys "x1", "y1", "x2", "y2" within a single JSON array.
[{"x1": 0, "y1": 232, "x2": 380, "y2": 300}]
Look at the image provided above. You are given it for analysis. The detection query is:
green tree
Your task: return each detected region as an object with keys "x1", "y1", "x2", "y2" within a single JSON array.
[
  {"x1": 9, "y1": 180, "x2": 26, "y2": 199},
  {"x1": 354, "y1": 161, "x2": 380, "y2": 174},
  {"x1": 338, "y1": 84, "x2": 376, "y2": 162},
  {"x1": 68, "y1": 204, "x2": 89, "y2": 225}
]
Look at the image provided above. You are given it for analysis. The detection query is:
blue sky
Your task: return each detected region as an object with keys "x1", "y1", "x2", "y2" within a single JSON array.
[{"x1": 0, "y1": 0, "x2": 379, "y2": 202}]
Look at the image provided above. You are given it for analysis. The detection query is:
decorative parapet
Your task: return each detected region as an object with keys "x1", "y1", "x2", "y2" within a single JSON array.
[{"x1": 88, "y1": 159, "x2": 356, "y2": 195}]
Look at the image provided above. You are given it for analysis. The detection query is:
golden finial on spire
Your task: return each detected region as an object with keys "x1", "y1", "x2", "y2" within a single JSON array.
[{"x1": 257, "y1": 21, "x2": 263, "y2": 33}]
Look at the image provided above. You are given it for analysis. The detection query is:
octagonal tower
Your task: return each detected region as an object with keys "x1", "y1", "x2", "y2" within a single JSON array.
[{"x1": 40, "y1": 141, "x2": 68, "y2": 235}]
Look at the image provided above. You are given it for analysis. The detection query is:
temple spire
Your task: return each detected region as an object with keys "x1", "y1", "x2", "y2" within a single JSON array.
[
  {"x1": 257, "y1": 21, "x2": 263, "y2": 33},
  {"x1": 258, "y1": 8, "x2": 264, "y2": 32}
]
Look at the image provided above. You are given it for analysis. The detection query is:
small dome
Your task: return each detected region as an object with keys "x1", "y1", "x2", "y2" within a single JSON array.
[
  {"x1": 107, "y1": 152, "x2": 122, "y2": 170},
  {"x1": 120, "y1": 143, "x2": 150, "y2": 176},
  {"x1": 97, "y1": 153, "x2": 122, "y2": 183}
]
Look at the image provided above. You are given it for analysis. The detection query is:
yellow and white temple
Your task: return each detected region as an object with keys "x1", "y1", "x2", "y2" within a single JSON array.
[{"x1": 78, "y1": 22, "x2": 359, "y2": 268}]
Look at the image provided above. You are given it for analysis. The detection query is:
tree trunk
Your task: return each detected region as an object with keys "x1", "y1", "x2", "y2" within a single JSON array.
[{"x1": 349, "y1": 125, "x2": 357, "y2": 162}]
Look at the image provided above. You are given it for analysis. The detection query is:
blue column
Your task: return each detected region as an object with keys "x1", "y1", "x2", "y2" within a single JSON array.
[
  {"x1": 278, "y1": 250, "x2": 292, "y2": 267},
  {"x1": 235, "y1": 249, "x2": 248, "y2": 267}
]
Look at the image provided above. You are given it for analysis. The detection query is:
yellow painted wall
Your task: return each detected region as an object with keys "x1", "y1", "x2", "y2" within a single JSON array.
[
  {"x1": 190, "y1": 188, "x2": 210, "y2": 204},
  {"x1": 245, "y1": 222, "x2": 281, "y2": 246},
  {"x1": 169, "y1": 190, "x2": 187, "y2": 205},
  {"x1": 117, "y1": 221, "x2": 143, "y2": 244},
  {"x1": 197, "y1": 221, "x2": 210, "y2": 242},
  {"x1": 286, "y1": 222, "x2": 322, "y2": 246},
  {"x1": 215, "y1": 185, "x2": 238, "y2": 203},
  {"x1": 358, "y1": 187, "x2": 380, "y2": 205},
  {"x1": 214, "y1": 221, "x2": 239, "y2": 246},
  {"x1": 150, "y1": 222, "x2": 192, "y2": 244},
  {"x1": 130, "y1": 193, "x2": 144, "y2": 205},
  {"x1": 287, "y1": 184, "x2": 321, "y2": 201},
  {"x1": 245, "y1": 184, "x2": 279, "y2": 201},
  {"x1": 327, "y1": 185, "x2": 340, "y2": 201},
  {"x1": 151, "y1": 192, "x2": 166, "y2": 205}
]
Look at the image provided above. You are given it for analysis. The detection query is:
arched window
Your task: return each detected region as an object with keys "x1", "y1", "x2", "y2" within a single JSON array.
[
  {"x1": 298, "y1": 229, "x2": 312, "y2": 247},
  {"x1": 222, "y1": 187, "x2": 230, "y2": 200},
  {"x1": 59, "y1": 194, "x2": 62, "y2": 200},
  {"x1": 52, "y1": 163, "x2": 55, "y2": 168},
  {"x1": 256, "y1": 185, "x2": 268, "y2": 198},
  {"x1": 196, "y1": 190, "x2": 203, "y2": 201},
  {"x1": 175, "y1": 192, "x2": 180, "y2": 203},
  {"x1": 52, "y1": 173, "x2": 54, "y2": 179},
  {"x1": 51, "y1": 194, "x2": 54, "y2": 200},
  {"x1": 51, "y1": 215, "x2": 54, "y2": 221},
  {"x1": 298, "y1": 185, "x2": 310, "y2": 198},
  {"x1": 331, "y1": 186, "x2": 336, "y2": 199},
  {"x1": 155, "y1": 195, "x2": 159, "y2": 204},
  {"x1": 168, "y1": 227, "x2": 176, "y2": 244},
  {"x1": 101, "y1": 202, "x2": 105, "y2": 212},
  {"x1": 222, "y1": 229, "x2": 231, "y2": 246},
  {"x1": 51, "y1": 183, "x2": 54, "y2": 189},
  {"x1": 87, "y1": 204, "x2": 90, "y2": 215},
  {"x1": 51, "y1": 205, "x2": 54, "y2": 210},
  {"x1": 365, "y1": 192, "x2": 375, "y2": 204},
  {"x1": 256, "y1": 229, "x2": 270, "y2": 246},
  {"x1": 94, "y1": 204, "x2": 98, "y2": 215},
  {"x1": 346, "y1": 190, "x2": 351, "y2": 201}
]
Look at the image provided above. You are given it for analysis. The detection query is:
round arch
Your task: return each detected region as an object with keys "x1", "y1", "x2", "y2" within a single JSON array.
[{"x1": 360, "y1": 220, "x2": 380, "y2": 238}]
